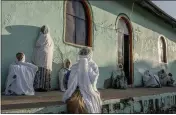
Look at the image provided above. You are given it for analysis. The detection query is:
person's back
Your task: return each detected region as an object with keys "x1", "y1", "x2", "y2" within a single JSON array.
[
  {"x1": 62, "y1": 47, "x2": 102, "y2": 113},
  {"x1": 5, "y1": 52, "x2": 38, "y2": 95}
]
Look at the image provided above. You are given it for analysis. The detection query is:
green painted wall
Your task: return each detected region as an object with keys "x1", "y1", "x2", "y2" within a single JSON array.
[{"x1": 1, "y1": 0, "x2": 176, "y2": 91}]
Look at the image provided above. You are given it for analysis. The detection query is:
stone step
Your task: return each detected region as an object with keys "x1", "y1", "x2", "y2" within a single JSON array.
[{"x1": 2, "y1": 87, "x2": 176, "y2": 113}]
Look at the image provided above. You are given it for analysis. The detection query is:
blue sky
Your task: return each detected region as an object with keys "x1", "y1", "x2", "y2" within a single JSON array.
[{"x1": 152, "y1": 1, "x2": 176, "y2": 19}]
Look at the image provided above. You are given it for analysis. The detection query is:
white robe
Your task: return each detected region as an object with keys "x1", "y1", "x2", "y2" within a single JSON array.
[
  {"x1": 62, "y1": 57, "x2": 102, "y2": 113},
  {"x1": 33, "y1": 32, "x2": 54, "y2": 70},
  {"x1": 5, "y1": 61, "x2": 38, "y2": 95},
  {"x1": 143, "y1": 70, "x2": 161, "y2": 88}
]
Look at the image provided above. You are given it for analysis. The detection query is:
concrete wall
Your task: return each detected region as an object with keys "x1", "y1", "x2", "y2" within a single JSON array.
[{"x1": 1, "y1": 0, "x2": 176, "y2": 91}]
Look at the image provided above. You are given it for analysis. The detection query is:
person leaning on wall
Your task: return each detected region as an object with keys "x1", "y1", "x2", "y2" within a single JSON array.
[{"x1": 32, "y1": 25, "x2": 54, "y2": 92}]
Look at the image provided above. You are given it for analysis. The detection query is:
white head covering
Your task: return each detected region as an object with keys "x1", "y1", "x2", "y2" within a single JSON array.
[
  {"x1": 21, "y1": 55, "x2": 25, "y2": 62},
  {"x1": 33, "y1": 25, "x2": 54, "y2": 70},
  {"x1": 78, "y1": 47, "x2": 93, "y2": 61},
  {"x1": 62, "y1": 47, "x2": 102, "y2": 113}
]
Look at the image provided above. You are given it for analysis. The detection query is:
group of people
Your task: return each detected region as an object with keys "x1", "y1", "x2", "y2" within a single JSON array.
[
  {"x1": 142, "y1": 69, "x2": 175, "y2": 88},
  {"x1": 4, "y1": 25, "x2": 102, "y2": 113},
  {"x1": 6, "y1": 25, "x2": 175, "y2": 113},
  {"x1": 5, "y1": 25, "x2": 54, "y2": 95}
]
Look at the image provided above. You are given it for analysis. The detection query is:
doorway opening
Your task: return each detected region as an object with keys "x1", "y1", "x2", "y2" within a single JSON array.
[{"x1": 116, "y1": 16, "x2": 133, "y2": 85}]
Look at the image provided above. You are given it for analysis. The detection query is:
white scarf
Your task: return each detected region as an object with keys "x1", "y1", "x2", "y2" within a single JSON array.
[
  {"x1": 5, "y1": 54, "x2": 38, "y2": 95},
  {"x1": 33, "y1": 31, "x2": 54, "y2": 70},
  {"x1": 62, "y1": 53, "x2": 102, "y2": 113}
]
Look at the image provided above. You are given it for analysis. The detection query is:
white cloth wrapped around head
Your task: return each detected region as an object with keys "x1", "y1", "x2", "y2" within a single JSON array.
[
  {"x1": 33, "y1": 25, "x2": 54, "y2": 70},
  {"x1": 62, "y1": 47, "x2": 102, "y2": 113},
  {"x1": 78, "y1": 47, "x2": 93, "y2": 61},
  {"x1": 40, "y1": 25, "x2": 49, "y2": 34},
  {"x1": 144, "y1": 70, "x2": 150, "y2": 76}
]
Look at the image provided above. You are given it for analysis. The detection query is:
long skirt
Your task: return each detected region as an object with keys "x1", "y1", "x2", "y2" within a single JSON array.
[
  {"x1": 34, "y1": 67, "x2": 51, "y2": 91},
  {"x1": 66, "y1": 89, "x2": 88, "y2": 114}
]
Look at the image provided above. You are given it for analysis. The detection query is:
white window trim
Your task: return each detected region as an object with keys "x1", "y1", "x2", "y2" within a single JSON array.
[{"x1": 158, "y1": 35, "x2": 168, "y2": 64}]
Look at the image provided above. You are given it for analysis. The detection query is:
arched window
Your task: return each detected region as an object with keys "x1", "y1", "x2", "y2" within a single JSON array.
[
  {"x1": 159, "y1": 36, "x2": 167, "y2": 63},
  {"x1": 64, "y1": 0, "x2": 92, "y2": 47}
]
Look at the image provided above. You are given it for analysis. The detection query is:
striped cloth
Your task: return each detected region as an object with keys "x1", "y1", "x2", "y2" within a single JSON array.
[{"x1": 34, "y1": 67, "x2": 51, "y2": 91}]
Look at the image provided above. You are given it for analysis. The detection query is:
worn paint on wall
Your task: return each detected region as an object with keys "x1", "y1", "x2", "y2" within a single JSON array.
[{"x1": 1, "y1": 0, "x2": 176, "y2": 91}]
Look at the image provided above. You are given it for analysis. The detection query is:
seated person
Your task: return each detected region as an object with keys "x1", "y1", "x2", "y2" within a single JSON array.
[
  {"x1": 112, "y1": 64, "x2": 128, "y2": 89},
  {"x1": 158, "y1": 69, "x2": 175, "y2": 86},
  {"x1": 58, "y1": 59, "x2": 71, "y2": 92},
  {"x1": 167, "y1": 73, "x2": 175, "y2": 86},
  {"x1": 142, "y1": 70, "x2": 161, "y2": 88},
  {"x1": 5, "y1": 52, "x2": 38, "y2": 96}
]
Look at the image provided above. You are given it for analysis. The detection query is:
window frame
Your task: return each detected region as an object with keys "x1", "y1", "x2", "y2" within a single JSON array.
[
  {"x1": 63, "y1": 0, "x2": 93, "y2": 48},
  {"x1": 158, "y1": 35, "x2": 168, "y2": 64}
]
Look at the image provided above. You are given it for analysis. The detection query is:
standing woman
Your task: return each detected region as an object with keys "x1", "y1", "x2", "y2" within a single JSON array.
[
  {"x1": 33, "y1": 25, "x2": 54, "y2": 92},
  {"x1": 62, "y1": 47, "x2": 102, "y2": 113}
]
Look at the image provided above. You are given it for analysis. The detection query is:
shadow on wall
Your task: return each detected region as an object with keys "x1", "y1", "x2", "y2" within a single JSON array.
[
  {"x1": 96, "y1": 66, "x2": 116, "y2": 89},
  {"x1": 168, "y1": 60, "x2": 176, "y2": 81},
  {"x1": 1, "y1": 25, "x2": 40, "y2": 91},
  {"x1": 133, "y1": 60, "x2": 155, "y2": 87},
  {"x1": 1, "y1": 25, "x2": 65, "y2": 91},
  {"x1": 51, "y1": 62, "x2": 63, "y2": 90}
]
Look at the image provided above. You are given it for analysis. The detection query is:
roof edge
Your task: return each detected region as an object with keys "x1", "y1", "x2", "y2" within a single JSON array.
[{"x1": 136, "y1": 0, "x2": 176, "y2": 28}]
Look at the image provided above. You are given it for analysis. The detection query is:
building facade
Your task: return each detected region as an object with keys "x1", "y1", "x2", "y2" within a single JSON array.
[{"x1": 1, "y1": 0, "x2": 176, "y2": 91}]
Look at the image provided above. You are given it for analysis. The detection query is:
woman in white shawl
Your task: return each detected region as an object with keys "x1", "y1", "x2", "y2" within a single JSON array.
[
  {"x1": 158, "y1": 69, "x2": 175, "y2": 86},
  {"x1": 33, "y1": 25, "x2": 54, "y2": 91},
  {"x1": 62, "y1": 47, "x2": 102, "y2": 113},
  {"x1": 5, "y1": 52, "x2": 38, "y2": 95},
  {"x1": 142, "y1": 70, "x2": 161, "y2": 88}
]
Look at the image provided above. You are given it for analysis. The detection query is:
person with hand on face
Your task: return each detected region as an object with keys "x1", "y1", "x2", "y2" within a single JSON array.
[{"x1": 62, "y1": 47, "x2": 102, "y2": 114}]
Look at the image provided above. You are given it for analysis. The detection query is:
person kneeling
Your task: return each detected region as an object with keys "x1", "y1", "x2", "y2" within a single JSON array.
[{"x1": 5, "y1": 52, "x2": 38, "y2": 96}]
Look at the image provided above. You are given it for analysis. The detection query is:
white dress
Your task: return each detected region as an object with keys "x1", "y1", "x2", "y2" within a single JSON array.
[
  {"x1": 5, "y1": 61, "x2": 38, "y2": 95},
  {"x1": 62, "y1": 56, "x2": 102, "y2": 113},
  {"x1": 143, "y1": 70, "x2": 161, "y2": 87},
  {"x1": 33, "y1": 32, "x2": 54, "y2": 71}
]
